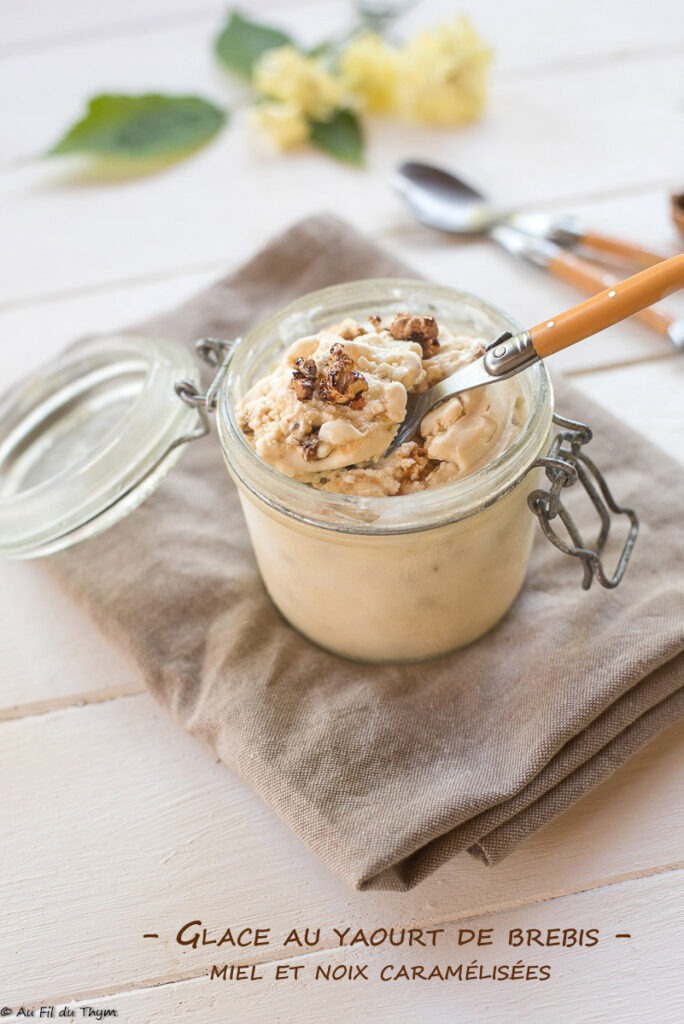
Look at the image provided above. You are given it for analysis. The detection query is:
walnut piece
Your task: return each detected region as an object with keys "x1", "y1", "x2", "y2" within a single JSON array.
[
  {"x1": 319, "y1": 344, "x2": 369, "y2": 407},
  {"x1": 390, "y1": 313, "x2": 440, "y2": 358},
  {"x1": 368, "y1": 314, "x2": 383, "y2": 330},
  {"x1": 290, "y1": 357, "x2": 318, "y2": 402}
]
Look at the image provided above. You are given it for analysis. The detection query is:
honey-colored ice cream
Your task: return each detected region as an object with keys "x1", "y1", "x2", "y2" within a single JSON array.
[{"x1": 238, "y1": 313, "x2": 527, "y2": 495}]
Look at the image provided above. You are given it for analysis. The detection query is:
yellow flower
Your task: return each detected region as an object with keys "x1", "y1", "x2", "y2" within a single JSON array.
[
  {"x1": 339, "y1": 32, "x2": 399, "y2": 114},
  {"x1": 397, "y1": 17, "x2": 492, "y2": 127},
  {"x1": 251, "y1": 101, "x2": 309, "y2": 150},
  {"x1": 253, "y1": 46, "x2": 345, "y2": 121}
]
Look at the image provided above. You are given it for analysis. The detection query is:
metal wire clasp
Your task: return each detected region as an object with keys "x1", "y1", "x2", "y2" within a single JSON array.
[
  {"x1": 527, "y1": 413, "x2": 638, "y2": 590},
  {"x1": 172, "y1": 337, "x2": 238, "y2": 446}
]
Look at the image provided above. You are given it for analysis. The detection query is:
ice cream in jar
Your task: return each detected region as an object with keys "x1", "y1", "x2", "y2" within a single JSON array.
[{"x1": 217, "y1": 281, "x2": 552, "y2": 662}]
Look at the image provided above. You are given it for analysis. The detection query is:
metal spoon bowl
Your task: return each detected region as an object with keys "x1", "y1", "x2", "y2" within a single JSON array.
[
  {"x1": 392, "y1": 161, "x2": 505, "y2": 234},
  {"x1": 392, "y1": 160, "x2": 565, "y2": 239}
]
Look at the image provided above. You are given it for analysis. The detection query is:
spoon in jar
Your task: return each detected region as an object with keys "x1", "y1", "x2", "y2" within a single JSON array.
[
  {"x1": 385, "y1": 253, "x2": 684, "y2": 456},
  {"x1": 393, "y1": 161, "x2": 682, "y2": 346}
]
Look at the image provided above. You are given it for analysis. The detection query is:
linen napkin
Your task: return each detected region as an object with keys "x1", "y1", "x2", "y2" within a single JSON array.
[{"x1": 50, "y1": 214, "x2": 684, "y2": 890}]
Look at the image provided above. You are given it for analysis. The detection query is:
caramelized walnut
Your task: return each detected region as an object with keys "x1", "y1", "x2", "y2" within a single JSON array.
[
  {"x1": 390, "y1": 313, "x2": 440, "y2": 358},
  {"x1": 319, "y1": 344, "x2": 369, "y2": 406},
  {"x1": 368, "y1": 314, "x2": 383, "y2": 330},
  {"x1": 290, "y1": 357, "x2": 318, "y2": 402}
]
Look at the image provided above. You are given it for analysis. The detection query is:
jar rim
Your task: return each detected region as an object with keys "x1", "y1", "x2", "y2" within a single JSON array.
[{"x1": 217, "y1": 278, "x2": 554, "y2": 535}]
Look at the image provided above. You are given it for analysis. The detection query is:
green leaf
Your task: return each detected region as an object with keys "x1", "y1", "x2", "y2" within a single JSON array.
[
  {"x1": 310, "y1": 109, "x2": 364, "y2": 165},
  {"x1": 48, "y1": 94, "x2": 227, "y2": 161},
  {"x1": 307, "y1": 39, "x2": 337, "y2": 60},
  {"x1": 215, "y1": 10, "x2": 292, "y2": 79}
]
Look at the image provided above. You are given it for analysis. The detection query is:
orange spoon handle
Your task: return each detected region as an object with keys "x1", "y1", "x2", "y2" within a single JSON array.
[
  {"x1": 548, "y1": 250, "x2": 674, "y2": 338},
  {"x1": 577, "y1": 231, "x2": 667, "y2": 269},
  {"x1": 531, "y1": 253, "x2": 684, "y2": 358}
]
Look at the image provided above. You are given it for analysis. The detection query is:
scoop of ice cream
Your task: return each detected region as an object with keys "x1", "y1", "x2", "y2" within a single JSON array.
[
  {"x1": 238, "y1": 317, "x2": 427, "y2": 475},
  {"x1": 238, "y1": 313, "x2": 527, "y2": 492},
  {"x1": 421, "y1": 380, "x2": 525, "y2": 468}
]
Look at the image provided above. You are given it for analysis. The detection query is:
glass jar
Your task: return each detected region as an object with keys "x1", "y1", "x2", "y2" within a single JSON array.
[
  {"x1": 217, "y1": 280, "x2": 553, "y2": 662},
  {"x1": 0, "y1": 278, "x2": 637, "y2": 663}
]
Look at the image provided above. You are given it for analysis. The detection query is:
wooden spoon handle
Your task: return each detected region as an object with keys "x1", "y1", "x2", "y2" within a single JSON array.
[
  {"x1": 532, "y1": 253, "x2": 684, "y2": 358},
  {"x1": 577, "y1": 231, "x2": 667, "y2": 269}
]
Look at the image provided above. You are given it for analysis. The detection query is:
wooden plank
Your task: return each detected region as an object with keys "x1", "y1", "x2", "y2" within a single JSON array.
[
  {"x1": 0, "y1": 268, "x2": 217, "y2": 383},
  {"x1": 0, "y1": 46, "x2": 682, "y2": 304},
  {"x1": 4, "y1": 24, "x2": 683, "y2": 175},
  {"x1": 0, "y1": 184, "x2": 679, "y2": 377},
  {"x1": 0, "y1": 153, "x2": 681, "y2": 318},
  {"x1": 6, "y1": 865, "x2": 684, "y2": 1020},
  {"x1": 55, "y1": 871, "x2": 684, "y2": 1023},
  {"x1": 2, "y1": 183, "x2": 680, "y2": 362},
  {"x1": 0, "y1": 0, "x2": 320, "y2": 56},
  {"x1": 568, "y1": 357, "x2": 684, "y2": 464},
  {"x1": 3, "y1": 0, "x2": 683, "y2": 72},
  {"x1": 0, "y1": 693, "x2": 682, "y2": 1004},
  {"x1": 0, "y1": 563, "x2": 143, "y2": 719}
]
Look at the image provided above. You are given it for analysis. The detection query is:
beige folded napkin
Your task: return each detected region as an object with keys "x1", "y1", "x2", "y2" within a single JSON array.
[{"x1": 50, "y1": 215, "x2": 684, "y2": 890}]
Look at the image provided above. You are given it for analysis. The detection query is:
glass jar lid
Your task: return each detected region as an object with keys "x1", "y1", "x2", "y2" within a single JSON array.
[{"x1": 0, "y1": 334, "x2": 199, "y2": 559}]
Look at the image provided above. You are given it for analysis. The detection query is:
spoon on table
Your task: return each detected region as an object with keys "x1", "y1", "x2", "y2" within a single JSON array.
[
  {"x1": 385, "y1": 253, "x2": 684, "y2": 456},
  {"x1": 393, "y1": 161, "x2": 682, "y2": 347},
  {"x1": 393, "y1": 161, "x2": 668, "y2": 265}
]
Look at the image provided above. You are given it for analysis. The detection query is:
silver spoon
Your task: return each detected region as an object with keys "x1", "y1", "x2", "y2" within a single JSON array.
[
  {"x1": 392, "y1": 161, "x2": 668, "y2": 266},
  {"x1": 392, "y1": 161, "x2": 682, "y2": 348},
  {"x1": 392, "y1": 160, "x2": 573, "y2": 240}
]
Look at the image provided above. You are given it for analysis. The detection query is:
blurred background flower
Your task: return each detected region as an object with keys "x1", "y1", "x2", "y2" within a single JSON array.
[
  {"x1": 47, "y1": 5, "x2": 493, "y2": 171},
  {"x1": 395, "y1": 18, "x2": 492, "y2": 126},
  {"x1": 249, "y1": 11, "x2": 492, "y2": 159},
  {"x1": 339, "y1": 33, "x2": 399, "y2": 115},
  {"x1": 250, "y1": 101, "x2": 310, "y2": 151},
  {"x1": 254, "y1": 46, "x2": 348, "y2": 122}
]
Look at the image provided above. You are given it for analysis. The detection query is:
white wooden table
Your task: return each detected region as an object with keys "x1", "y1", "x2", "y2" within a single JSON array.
[{"x1": 1, "y1": 2, "x2": 683, "y2": 1020}]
